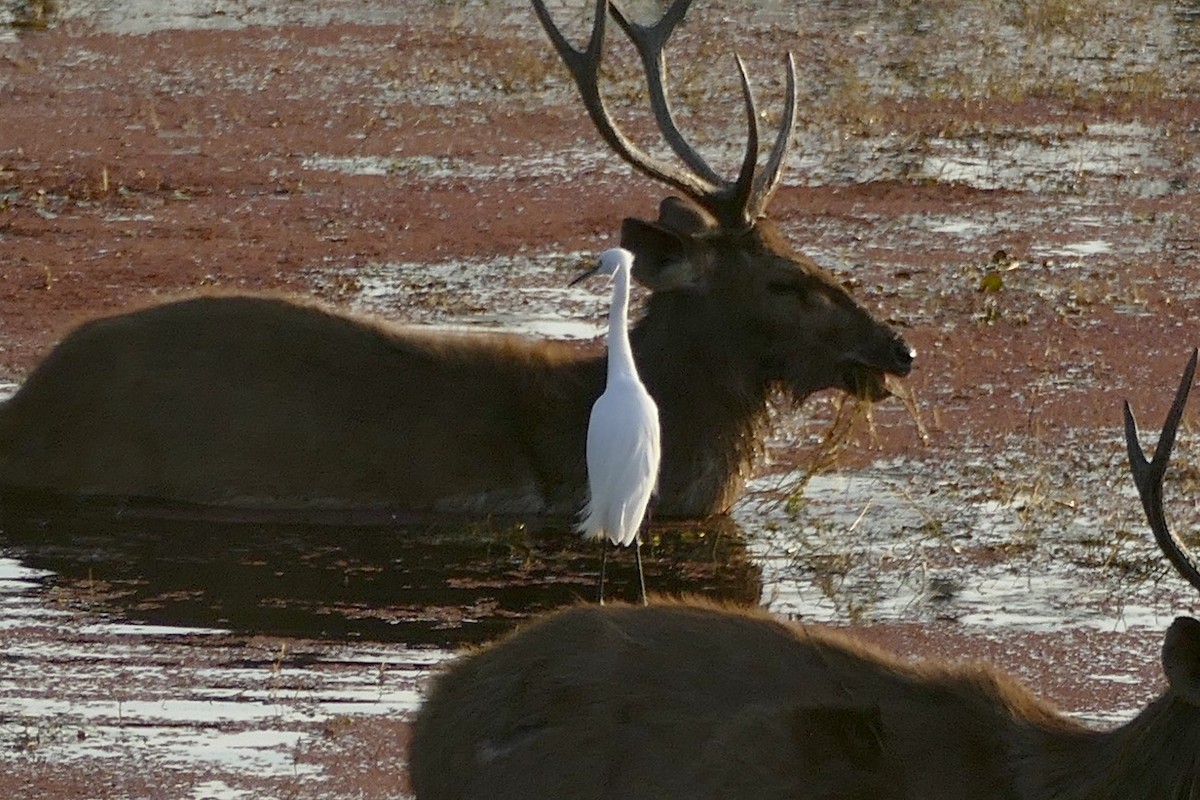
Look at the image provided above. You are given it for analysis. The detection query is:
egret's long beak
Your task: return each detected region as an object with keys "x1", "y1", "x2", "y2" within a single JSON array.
[{"x1": 568, "y1": 265, "x2": 600, "y2": 287}]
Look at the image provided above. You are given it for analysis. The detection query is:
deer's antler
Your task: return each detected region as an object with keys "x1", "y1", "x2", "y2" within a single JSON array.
[
  {"x1": 531, "y1": 0, "x2": 797, "y2": 230},
  {"x1": 1124, "y1": 348, "x2": 1200, "y2": 593}
]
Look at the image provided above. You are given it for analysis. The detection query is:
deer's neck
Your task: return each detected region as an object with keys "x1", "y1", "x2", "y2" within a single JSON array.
[
  {"x1": 628, "y1": 296, "x2": 770, "y2": 517},
  {"x1": 1017, "y1": 695, "x2": 1200, "y2": 800}
]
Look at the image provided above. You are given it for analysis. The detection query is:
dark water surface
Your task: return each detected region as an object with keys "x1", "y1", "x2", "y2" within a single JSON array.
[{"x1": 0, "y1": 494, "x2": 761, "y2": 648}]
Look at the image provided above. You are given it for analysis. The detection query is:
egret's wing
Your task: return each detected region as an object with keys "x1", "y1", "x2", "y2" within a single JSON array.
[
  {"x1": 580, "y1": 391, "x2": 629, "y2": 540},
  {"x1": 615, "y1": 394, "x2": 659, "y2": 543},
  {"x1": 581, "y1": 383, "x2": 660, "y2": 546}
]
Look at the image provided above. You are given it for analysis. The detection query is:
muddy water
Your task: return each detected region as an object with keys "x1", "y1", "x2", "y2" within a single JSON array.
[
  {"x1": 0, "y1": 495, "x2": 760, "y2": 645},
  {"x1": 1, "y1": 547, "x2": 444, "y2": 789},
  {"x1": 4, "y1": 0, "x2": 1200, "y2": 797}
]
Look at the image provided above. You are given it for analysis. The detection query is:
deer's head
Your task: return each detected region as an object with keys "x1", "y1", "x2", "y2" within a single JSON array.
[{"x1": 535, "y1": 0, "x2": 913, "y2": 403}]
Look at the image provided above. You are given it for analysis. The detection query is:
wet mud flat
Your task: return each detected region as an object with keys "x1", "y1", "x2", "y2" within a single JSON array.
[{"x1": 3, "y1": 0, "x2": 1200, "y2": 797}]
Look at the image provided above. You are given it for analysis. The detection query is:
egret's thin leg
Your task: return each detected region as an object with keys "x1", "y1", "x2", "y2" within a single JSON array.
[
  {"x1": 634, "y1": 536, "x2": 647, "y2": 606},
  {"x1": 598, "y1": 539, "x2": 609, "y2": 605}
]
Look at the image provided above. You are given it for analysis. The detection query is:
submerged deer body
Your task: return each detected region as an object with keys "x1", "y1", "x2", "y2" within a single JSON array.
[
  {"x1": 409, "y1": 354, "x2": 1200, "y2": 799},
  {"x1": 0, "y1": 0, "x2": 912, "y2": 516}
]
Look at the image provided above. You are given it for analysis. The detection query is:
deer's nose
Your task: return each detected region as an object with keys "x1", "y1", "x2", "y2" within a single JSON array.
[{"x1": 892, "y1": 341, "x2": 916, "y2": 376}]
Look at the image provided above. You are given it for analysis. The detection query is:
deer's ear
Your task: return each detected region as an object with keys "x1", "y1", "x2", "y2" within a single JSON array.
[
  {"x1": 621, "y1": 217, "x2": 705, "y2": 291},
  {"x1": 1163, "y1": 616, "x2": 1200, "y2": 706},
  {"x1": 656, "y1": 196, "x2": 718, "y2": 234}
]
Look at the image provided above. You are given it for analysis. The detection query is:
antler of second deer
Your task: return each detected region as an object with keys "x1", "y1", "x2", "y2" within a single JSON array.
[
  {"x1": 1123, "y1": 348, "x2": 1200, "y2": 592},
  {"x1": 531, "y1": 0, "x2": 797, "y2": 229}
]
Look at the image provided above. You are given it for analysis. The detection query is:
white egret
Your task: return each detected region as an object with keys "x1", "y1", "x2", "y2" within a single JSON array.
[{"x1": 570, "y1": 247, "x2": 661, "y2": 605}]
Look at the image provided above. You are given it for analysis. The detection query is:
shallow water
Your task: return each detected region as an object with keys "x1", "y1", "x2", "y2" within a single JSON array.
[
  {"x1": 308, "y1": 249, "x2": 612, "y2": 340},
  {"x1": 0, "y1": 498, "x2": 760, "y2": 644},
  {"x1": 740, "y1": 456, "x2": 1194, "y2": 633},
  {"x1": 1, "y1": 549, "x2": 443, "y2": 783},
  {"x1": 5, "y1": 0, "x2": 1200, "y2": 794}
]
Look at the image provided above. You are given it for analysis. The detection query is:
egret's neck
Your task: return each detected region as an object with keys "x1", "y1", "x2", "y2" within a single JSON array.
[{"x1": 607, "y1": 263, "x2": 637, "y2": 383}]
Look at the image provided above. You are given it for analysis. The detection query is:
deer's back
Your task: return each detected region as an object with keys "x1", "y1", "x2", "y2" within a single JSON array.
[
  {"x1": 410, "y1": 601, "x2": 1089, "y2": 800},
  {"x1": 0, "y1": 295, "x2": 593, "y2": 509}
]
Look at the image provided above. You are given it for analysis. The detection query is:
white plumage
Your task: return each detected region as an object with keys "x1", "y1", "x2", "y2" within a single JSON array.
[
  {"x1": 579, "y1": 376, "x2": 660, "y2": 546},
  {"x1": 572, "y1": 247, "x2": 661, "y2": 558}
]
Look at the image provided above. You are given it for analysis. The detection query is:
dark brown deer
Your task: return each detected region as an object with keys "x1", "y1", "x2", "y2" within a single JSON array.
[
  {"x1": 0, "y1": 0, "x2": 912, "y2": 516},
  {"x1": 409, "y1": 352, "x2": 1200, "y2": 800}
]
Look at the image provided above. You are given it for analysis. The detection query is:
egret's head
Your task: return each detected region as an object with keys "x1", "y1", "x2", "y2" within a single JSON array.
[{"x1": 569, "y1": 247, "x2": 634, "y2": 286}]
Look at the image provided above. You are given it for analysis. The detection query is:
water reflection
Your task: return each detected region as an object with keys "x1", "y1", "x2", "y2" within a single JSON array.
[
  {"x1": 1179, "y1": 0, "x2": 1200, "y2": 61},
  {"x1": 0, "y1": 493, "x2": 761, "y2": 647}
]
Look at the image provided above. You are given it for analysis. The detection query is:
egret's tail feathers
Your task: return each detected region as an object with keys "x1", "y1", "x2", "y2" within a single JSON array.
[
  {"x1": 575, "y1": 500, "x2": 605, "y2": 542},
  {"x1": 576, "y1": 497, "x2": 640, "y2": 547}
]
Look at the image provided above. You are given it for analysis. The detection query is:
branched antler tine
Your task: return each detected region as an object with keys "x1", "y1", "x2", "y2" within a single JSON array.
[
  {"x1": 729, "y1": 53, "x2": 761, "y2": 226},
  {"x1": 1124, "y1": 348, "x2": 1200, "y2": 593},
  {"x1": 607, "y1": 0, "x2": 722, "y2": 185},
  {"x1": 747, "y1": 52, "x2": 798, "y2": 221},
  {"x1": 530, "y1": 0, "x2": 602, "y2": 82},
  {"x1": 530, "y1": 0, "x2": 717, "y2": 206}
]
